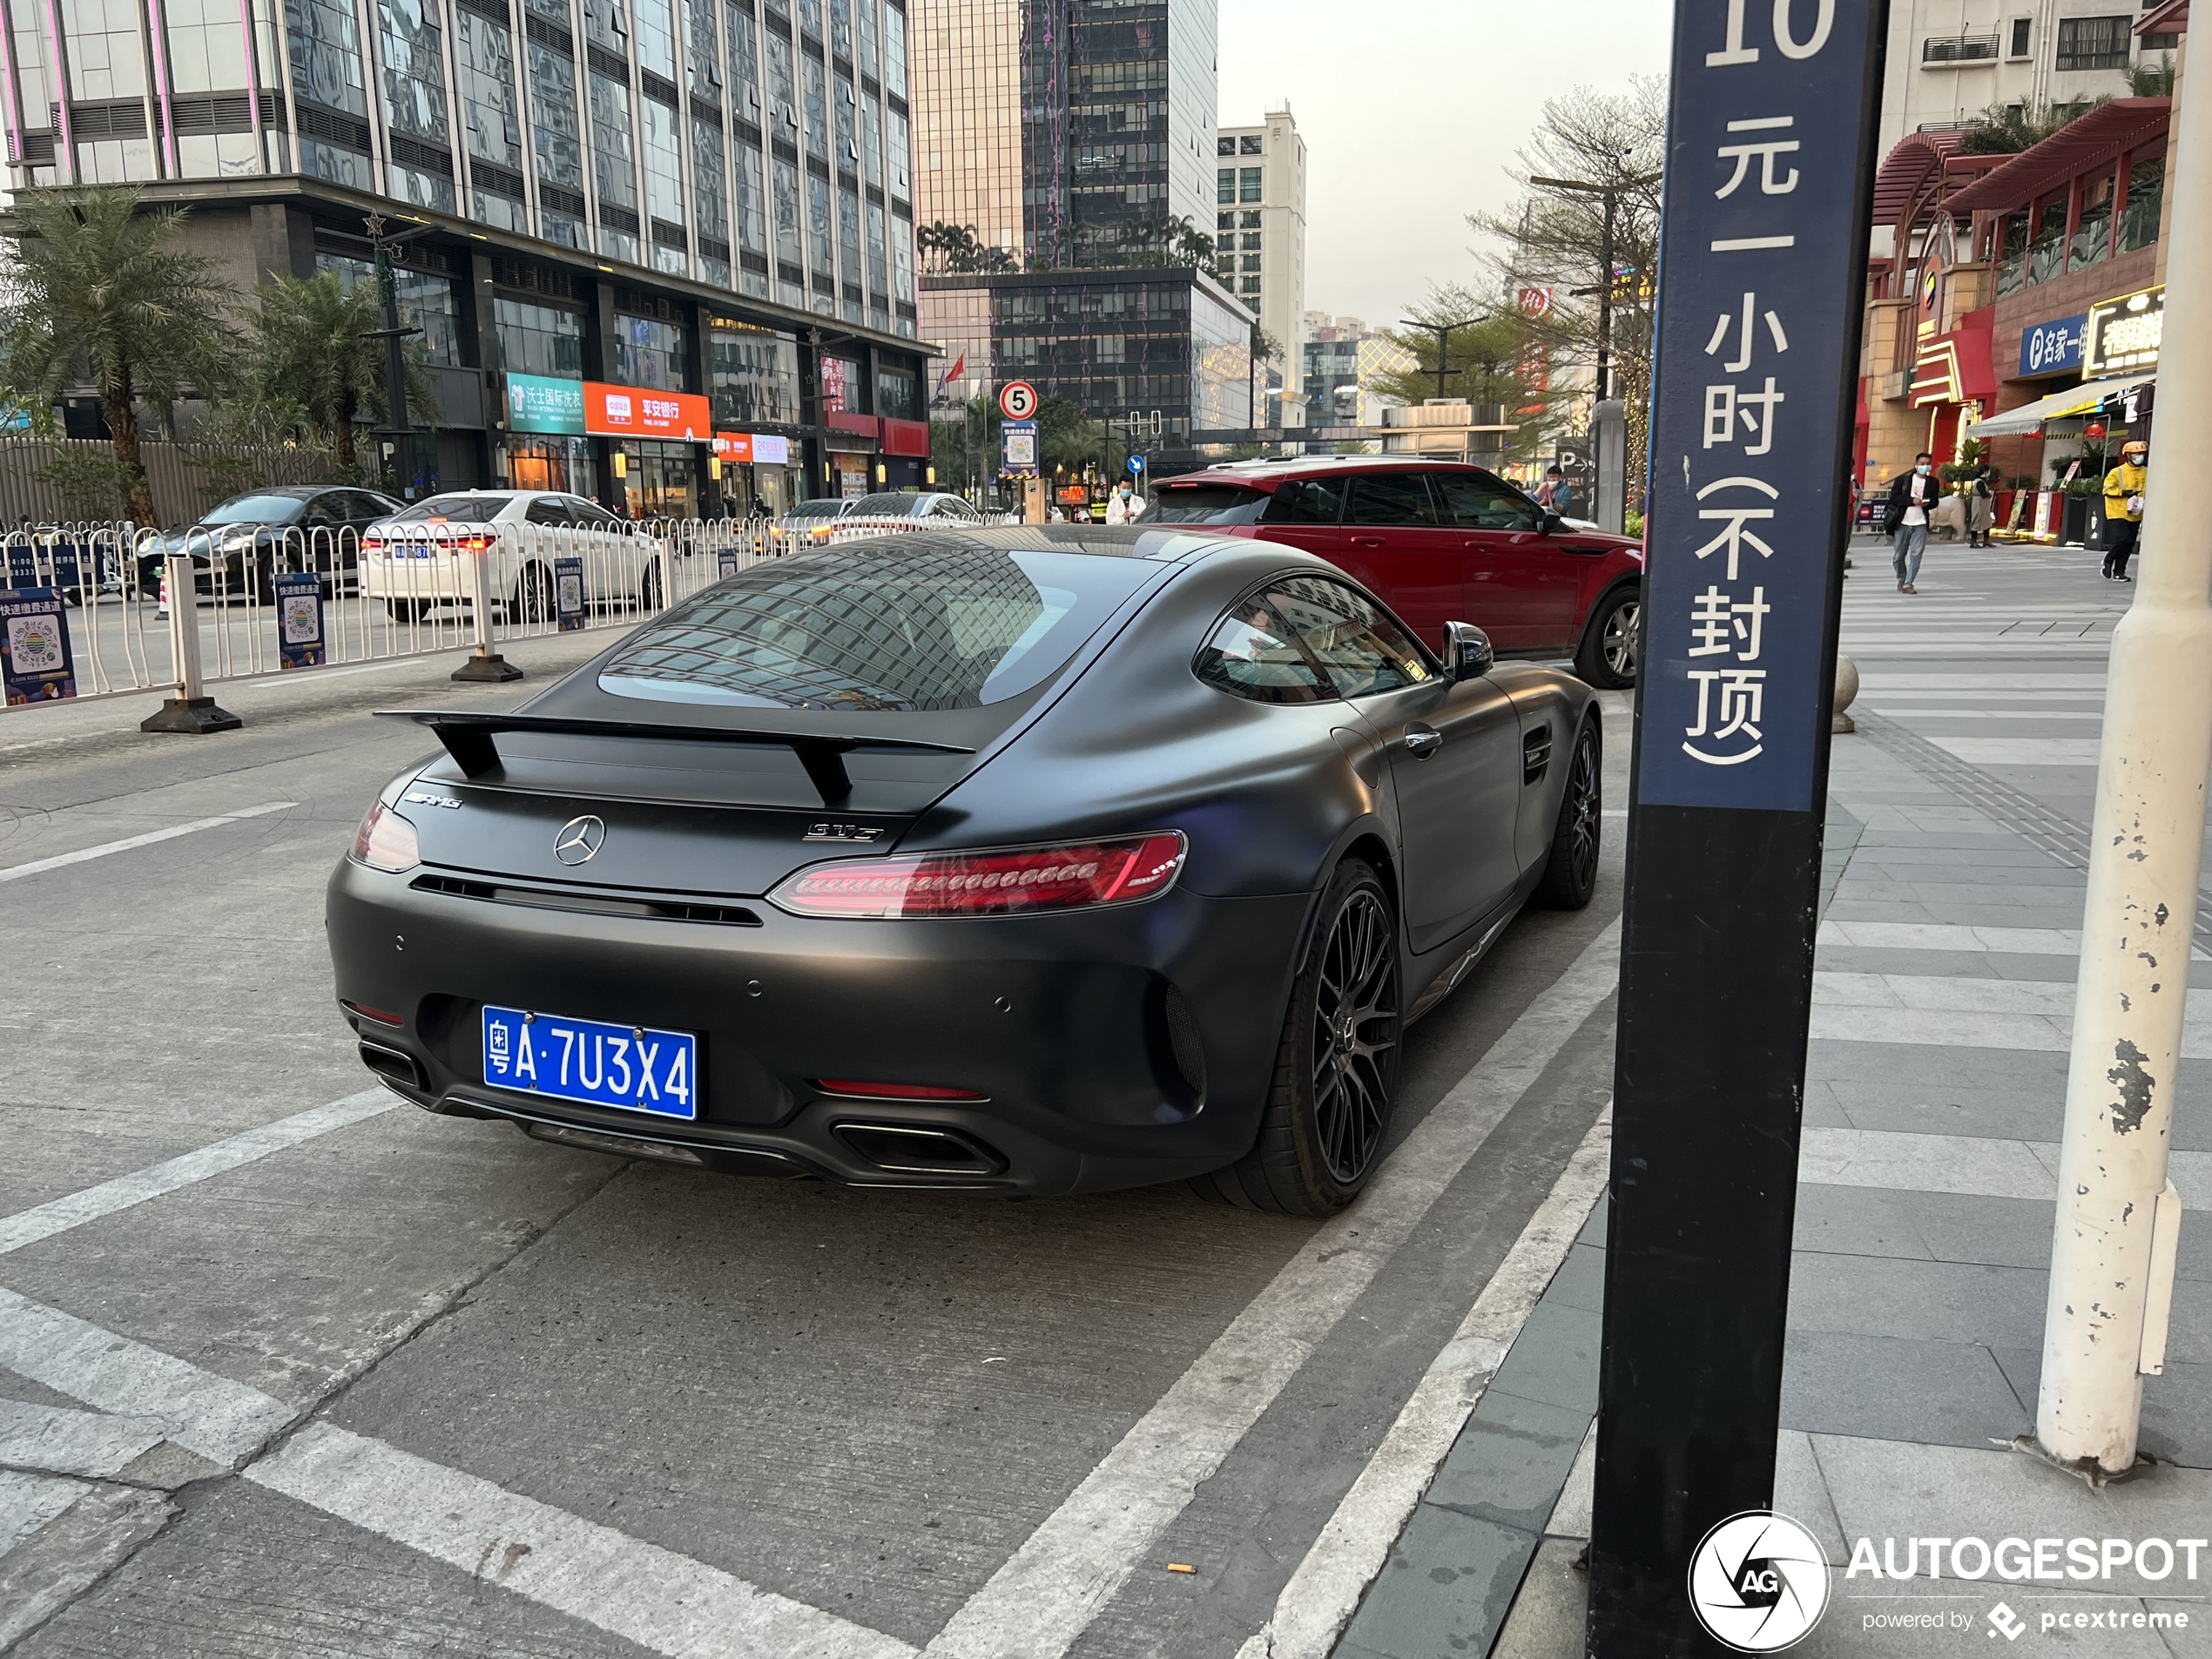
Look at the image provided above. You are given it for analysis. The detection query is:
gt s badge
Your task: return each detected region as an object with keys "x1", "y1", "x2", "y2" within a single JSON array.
[
  {"x1": 805, "y1": 821, "x2": 885, "y2": 843},
  {"x1": 403, "y1": 791, "x2": 463, "y2": 810}
]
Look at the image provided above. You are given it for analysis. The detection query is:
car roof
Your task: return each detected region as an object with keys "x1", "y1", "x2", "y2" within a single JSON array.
[
  {"x1": 825, "y1": 524, "x2": 1245, "y2": 563},
  {"x1": 1164, "y1": 455, "x2": 1507, "y2": 484}
]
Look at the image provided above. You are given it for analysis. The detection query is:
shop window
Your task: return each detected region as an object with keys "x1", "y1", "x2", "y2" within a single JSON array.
[
  {"x1": 2119, "y1": 152, "x2": 2164, "y2": 253},
  {"x1": 878, "y1": 366, "x2": 918, "y2": 421},
  {"x1": 611, "y1": 312, "x2": 689, "y2": 388}
]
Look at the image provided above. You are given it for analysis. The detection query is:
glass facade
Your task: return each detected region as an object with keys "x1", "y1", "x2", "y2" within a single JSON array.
[
  {"x1": 320, "y1": 251, "x2": 467, "y2": 368},
  {"x1": 10, "y1": 0, "x2": 920, "y2": 339},
  {"x1": 495, "y1": 296, "x2": 587, "y2": 376},
  {"x1": 708, "y1": 320, "x2": 803, "y2": 424}
]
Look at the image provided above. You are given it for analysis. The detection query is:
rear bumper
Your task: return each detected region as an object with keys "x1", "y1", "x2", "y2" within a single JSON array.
[{"x1": 327, "y1": 859, "x2": 1315, "y2": 1196}]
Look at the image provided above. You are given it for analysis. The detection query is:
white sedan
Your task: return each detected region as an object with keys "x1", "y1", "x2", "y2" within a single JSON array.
[{"x1": 361, "y1": 491, "x2": 668, "y2": 622}]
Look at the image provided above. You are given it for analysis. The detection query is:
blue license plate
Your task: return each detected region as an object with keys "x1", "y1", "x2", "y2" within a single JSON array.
[{"x1": 481, "y1": 1006, "x2": 698, "y2": 1120}]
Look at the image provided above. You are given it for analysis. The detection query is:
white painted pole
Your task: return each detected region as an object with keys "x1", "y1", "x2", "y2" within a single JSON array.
[{"x1": 2034, "y1": 46, "x2": 2211, "y2": 1477}]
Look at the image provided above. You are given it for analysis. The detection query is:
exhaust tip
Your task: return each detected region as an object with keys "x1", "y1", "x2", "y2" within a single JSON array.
[
  {"x1": 833, "y1": 1122, "x2": 1006, "y2": 1177},
  {"x1": 357, "y1": 1038, "x2": 427, "y2": 1090}
]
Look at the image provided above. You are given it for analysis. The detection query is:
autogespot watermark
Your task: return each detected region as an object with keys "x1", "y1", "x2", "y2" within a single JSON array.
[{"x1": 1688, "y1": 1516, "x2": 2209, "y2": 1649}]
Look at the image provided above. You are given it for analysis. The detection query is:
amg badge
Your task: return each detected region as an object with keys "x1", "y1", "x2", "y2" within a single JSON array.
[{"x1": 804, "y1": 821, "x2": 886, "y2": 843}]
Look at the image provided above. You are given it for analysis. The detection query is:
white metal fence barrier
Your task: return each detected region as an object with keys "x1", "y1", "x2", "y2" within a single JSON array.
[{"x1": 0, "y1": 514, "x2": 952, "y2": 711}]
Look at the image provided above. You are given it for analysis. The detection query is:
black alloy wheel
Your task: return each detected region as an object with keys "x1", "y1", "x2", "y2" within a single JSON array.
[
  {"x1": 1575, "y1": 587, "x2": 1641, "y2": 690},
  {"x1": 1533, "y1": 717, "x2": 1602, "y2": 910},
  {"x1": 512, "y1": 562, "x2": 554, "y2": 624},
  {"x1": 640, "y1": 557, "x2": 665, "y2": 611},
  {"x1": 1189, "y1": 860, "x2": 1402, "y2": 1217}
]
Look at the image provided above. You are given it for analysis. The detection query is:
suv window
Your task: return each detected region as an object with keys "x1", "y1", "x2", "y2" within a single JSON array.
[
  {"x1": 1433, "y1": 471, "x2": 1544, "y2": 531},
  {"x1": 1194, "y1": 590, "x2": 1336, "y2": 705},
  {"x1": 345, "y1": 492, "x2": 396, "y2": 521},
  {"x1": 1276, "y1": 576, "x2": 1433, "y2": 698},
  {"x1": 1145, "y1": 482, "x2": 1271, "y2": 525},
  {"x1": 1262, "y1": 477, "x2": 1345, "y2": 524},
  {"x1": 1344, "y1": 474, "x2": 1438, "y2": 527},
  {"x1": 300, "y1": 492, "x2": 344, "y2": 524}
]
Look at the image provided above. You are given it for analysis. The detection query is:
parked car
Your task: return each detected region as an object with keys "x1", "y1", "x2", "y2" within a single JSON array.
[
  {"x1": 1140, "y1": 458, "x2": 1645, "y2": 688},
  {"x1": 139, "y1": 485, "x2": 403, "y2": 602},
  {"x1": 780, "y1": 492, "x2": 983, "y2": 544},
  {"x1": 360, "y1": 490, "x2": 667, "y2": 621},
  {"x1": 329, "y1": 524, "x2": 1601, "y2": 1216}
]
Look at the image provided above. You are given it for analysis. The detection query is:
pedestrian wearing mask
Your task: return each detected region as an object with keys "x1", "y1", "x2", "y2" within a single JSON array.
[
  {"x1": 1883, "y1": 452, "x2": 1937, "y2": 593},
  {"x1": 2101, "y1": 441, "x2": 2148, "y2": 581},
  {"x1": 1968, "y1": 462, "x2": 1996, "y2": 547},
  {"x1": 1105, "y1": 480, "x2": 1146, "y2": 524}
]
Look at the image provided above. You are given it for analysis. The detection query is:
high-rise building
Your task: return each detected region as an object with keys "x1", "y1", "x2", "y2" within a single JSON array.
[
  {"x1": 909, "y1": 0, "x2": 1251, "y2": 467},
  {"x1": 1215, "y1": 106, "x2": 1305, "y2": 397},
  {"x1": 3, "y1": 0, "x2": 934, "y2": 510},
  {"x1": 1302, "y1": 312, "x2": 1413, "y2": 432}
]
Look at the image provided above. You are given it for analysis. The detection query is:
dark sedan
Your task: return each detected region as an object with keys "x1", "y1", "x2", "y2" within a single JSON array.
[
  {"x1": 141, "y1": 484, "x2": 403, "y2": 601},
  {"x1": 326, "y1": 526, "x2": 1601, "y2": 1215}
]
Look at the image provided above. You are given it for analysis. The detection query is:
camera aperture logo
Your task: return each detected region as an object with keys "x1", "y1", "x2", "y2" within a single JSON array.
[{"x1": 1690, "y1": 1511, "x2": 1833, "y2": 1652}]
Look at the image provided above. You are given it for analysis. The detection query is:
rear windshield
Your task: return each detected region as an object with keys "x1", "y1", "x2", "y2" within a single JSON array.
[
  {"x1": 1143, "y1": 482, "x2": 1271, "y2": 526},
  {"x1": 598, "y1": 543, "x2": 1152, "y2": 711},
  {"x1": 387, "y1": 494, "x2": 513, "y2": 524}
]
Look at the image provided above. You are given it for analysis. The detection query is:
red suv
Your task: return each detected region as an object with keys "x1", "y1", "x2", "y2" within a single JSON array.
[{"x1": 1140, "y1": 458, "x2": 1644, "y2": 688}]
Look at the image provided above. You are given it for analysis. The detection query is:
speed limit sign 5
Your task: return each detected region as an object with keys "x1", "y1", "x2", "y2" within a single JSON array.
[{"x1": 998, "y1": 381, "x2": 1039, "y2": 421}]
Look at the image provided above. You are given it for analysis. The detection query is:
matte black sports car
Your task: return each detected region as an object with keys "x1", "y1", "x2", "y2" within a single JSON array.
[{"x1": 327, "y1": 526, "x2": 1602, "y2": 1216}]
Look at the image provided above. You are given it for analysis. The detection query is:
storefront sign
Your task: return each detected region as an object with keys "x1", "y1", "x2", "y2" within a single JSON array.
[
  {"x1": 752, "y1": 434, "x2": 790, "y2": 465},
  {"x1": 2020, "y1": 314, "x2": 2087, "y2": 377},
  {"x1": 2087, "y1": 287, "x2": 2164, "y2": 375},
  {"x1": 507, "y1": 373, "x2": 588, "y2": 435},
  {"x1": 713, "y1": 432, "x2": 753, "y2": 462},
  {"x1": 583, "y1": 382, "x2": 712, "y2": 441},
  {"x1": 821, "y1": 355, "x2": 857, "y2": 415},
  {"x1": 274, "y1": 571, "x2": 326, "y2": 669},
  {"x1": 0, "y1": 588, "x2": 77, "y2": 704}
]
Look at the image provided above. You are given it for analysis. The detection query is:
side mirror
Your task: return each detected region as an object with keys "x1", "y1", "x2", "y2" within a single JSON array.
[
  {"x1": 1540, "y1": 511, "x2": 1565, "y2": 537},
  {"x1": 1444, "y1": 622, "x2": 1494, "y2": 681}
]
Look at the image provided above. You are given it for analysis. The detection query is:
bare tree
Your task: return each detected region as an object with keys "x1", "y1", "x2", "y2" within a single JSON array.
[
  {"x1": 1470, "y1": 78, "x2": 1666, "y2": 500},
  {"x1": 1372, "y1": 285, "x2": 1559, "y2": 469}
]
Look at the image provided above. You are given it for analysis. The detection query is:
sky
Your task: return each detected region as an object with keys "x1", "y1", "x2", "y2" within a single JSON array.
[{"x1": 1216, "y1": 0, "x2": 1674, "y2": 329}]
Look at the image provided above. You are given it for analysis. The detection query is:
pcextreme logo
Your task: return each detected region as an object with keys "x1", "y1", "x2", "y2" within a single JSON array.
[{"x1": 1689, "y1": 1511, "x2": 1833, "y2": 1652}]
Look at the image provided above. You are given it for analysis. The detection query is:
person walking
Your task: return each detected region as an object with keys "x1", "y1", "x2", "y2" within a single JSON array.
[
  {"x1": 1883, "y1": 452, "x2": 1938, "y2": 593},
  {"x1": 2100, "y1": 440, "x2": 2148, "y2": 581},
  {"x1": 1105, "y1": 479, "x2": 1146, "y2": 525},
  {"x1": 1968, "y1": 462, "x2": 1997, "y2": 547}
]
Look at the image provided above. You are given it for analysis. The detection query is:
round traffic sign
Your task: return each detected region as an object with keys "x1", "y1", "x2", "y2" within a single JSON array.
[
  {"x1": 999, "y1": 381, "x2": 1039, "y2": 421},
  {"x1": 1128, "y1": 455, "x2": 1145, "y2": 473}
]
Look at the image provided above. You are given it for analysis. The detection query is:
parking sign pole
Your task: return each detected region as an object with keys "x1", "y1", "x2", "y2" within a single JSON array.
[{"x1": 1587, "y1": 4, "x2": 1888, "y2": 1654}]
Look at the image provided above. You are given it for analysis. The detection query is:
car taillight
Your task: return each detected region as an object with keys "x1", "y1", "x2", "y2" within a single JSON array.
[
  {"x1": 771, "y1": 832, "x2": 1187, "y2": 919},
  {"x1": 361, "y1": 534, "x2": 383, "y2": 550},
  {"x1": 457, "y1": 534, "x2": 493, "y2": 551},
  {"x1": 352, "y1": 800, "x2": 421, "y2": 873}
]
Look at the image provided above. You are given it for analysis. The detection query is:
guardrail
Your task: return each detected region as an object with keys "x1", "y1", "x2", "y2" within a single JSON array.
[{"x1": 0, "y1": 512, "x2": 961, "y2": 711}]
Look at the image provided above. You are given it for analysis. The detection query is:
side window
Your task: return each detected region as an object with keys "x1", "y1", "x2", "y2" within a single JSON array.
[
  {"x1": 343, "y1": 492, "x2": 389, "y2": 521},
  {"x1": 1433, "y1": 471, "x2": 1543, "y2": 531},
  {"x1": 1194, "y1": 590, "x2": 1336, "y2": 705},
  {"x1": 1262, "y1": 477, "x2": 1345, "y2": 524},
  {"x1": 568, "y1": 497, "x2": 618, "y2": 526},
  {"x1": 301, "y1": 493, "x2": 341, "y2": 524},
  {"x1": 525, "y1": 497, "x2": 570, "y2": 526},
  {"x1": 1343, "y1": 474, "x2": 1439, "y2": 527},
  {"x1": 1275, "y1": 576, "x2": 1433, "y2": 699}
]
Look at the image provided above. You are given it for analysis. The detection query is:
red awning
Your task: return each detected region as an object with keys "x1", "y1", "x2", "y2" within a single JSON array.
[
  {"x1": 1945, "y1": 99, "x2": 2173, "y2": 216},
  {"x1": 2137, "y1": 0, "x2": 2187, "y2": 35}
]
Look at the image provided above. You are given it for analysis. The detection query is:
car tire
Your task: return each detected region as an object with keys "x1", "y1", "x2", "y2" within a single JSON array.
[
  {"x1": 1574, "y1": 585, "x2": 1641, "y2": 690},
  {"x1": 511, "y1": 563, "x2": 554, "y2": 624},
  {"x1": 1189, "y1": 859, "x2": 1401, "y2": 1217},
  {"x1": 639, "y1": 557, "x2": 664, "y2": 612},
  {"x1": 1531, "y1": 716, "x2": 1602, "y2": 911}
]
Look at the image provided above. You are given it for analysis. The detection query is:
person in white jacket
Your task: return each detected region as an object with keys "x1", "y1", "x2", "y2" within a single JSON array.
[{"x1": 1105, "y1": 481, "x2": 1146, "y2": 524}]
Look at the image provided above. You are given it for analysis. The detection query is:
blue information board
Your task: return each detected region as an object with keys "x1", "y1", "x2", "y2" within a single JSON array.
[
  {"x1": 1635, "y1": 0, "x2": 1881, "y2": 813},
  {"x1": 2019, "y1": 314, "x2": 2087, "y2": 377},
  {"x1": 0, "y1": 588, "x2": 78, "y2": 704},
  {"x1": 274, "y1": 570, "x2": 326, "y2": 669},
  {"x1": 555, "y1": 556, "x2": 587, "y2": 631}
]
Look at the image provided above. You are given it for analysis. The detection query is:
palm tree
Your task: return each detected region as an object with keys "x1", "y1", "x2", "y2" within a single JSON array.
[
  {"x1": 248, "y1": 270, "x2": 437, "y2": 470},
  {"x1": 0, "y1": 186, "x2": 240, "y2": 526}
]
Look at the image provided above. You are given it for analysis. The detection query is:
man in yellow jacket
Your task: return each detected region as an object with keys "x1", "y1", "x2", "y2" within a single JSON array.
[{"x1": 2101, "y1": 440, "x2": 2148, "y2": 581}]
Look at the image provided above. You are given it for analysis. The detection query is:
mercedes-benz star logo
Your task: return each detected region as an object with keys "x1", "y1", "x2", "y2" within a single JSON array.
[
  {"x1": 553, "y1": 814, "x2": 606, "y2": 866},
  {"x1": 1688, "y1": 1511, "x2": 1831, "y2": 1653}
]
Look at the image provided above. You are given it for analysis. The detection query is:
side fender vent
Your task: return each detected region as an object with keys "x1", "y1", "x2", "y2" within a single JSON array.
[{"x1": 1522, "y1": 725, "x2": 1554, "y2": 786}]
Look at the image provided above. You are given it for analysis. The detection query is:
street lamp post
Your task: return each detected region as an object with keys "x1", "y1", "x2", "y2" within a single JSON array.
[
  {"x1": 1527, "y1": 172, "x2": 1657, "y2": 404},
  {"x1": 361, "y1": 211, "x2": 428, "y2": 500},
  {"x1": 1397, "y1": 314, "x2": 1494, "y2": 403}
]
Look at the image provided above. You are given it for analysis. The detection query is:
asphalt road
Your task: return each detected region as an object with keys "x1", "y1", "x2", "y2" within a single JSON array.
[{"x1": 0, "y1": 626, "x2": 1629, "y2": 1657}]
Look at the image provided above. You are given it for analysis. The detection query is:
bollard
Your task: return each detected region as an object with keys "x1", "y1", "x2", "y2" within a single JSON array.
[
  {"x1": 140, "y1": 552, "x2": 241, "y2": 733},
  {"x1": 451, "y1": 542, "x2": 523, "y2": 683},
  {"x1": 1831, "y1": 653, "x2": 1860, "y2": 734}
]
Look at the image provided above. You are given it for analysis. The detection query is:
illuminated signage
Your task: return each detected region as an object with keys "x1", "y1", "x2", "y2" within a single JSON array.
[
  {"x1": 712, "y1": 431, "x2": 792, "y2": 465},
  {"x1": 2019, "y1": 314, "x2": 2087, "y2": 377},
  {"x1": 583, "y1": 382, "x2": 712, "y2": 440},
  {"x1": 2086, "y1": 287, "x2": 2163, "y2": 376},
  {"x1": 506, "y1": 373, "x2": 586, "y2": 435}
]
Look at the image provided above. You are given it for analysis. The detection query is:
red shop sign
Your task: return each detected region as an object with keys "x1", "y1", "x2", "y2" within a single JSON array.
[{"x1": 583, "y1": 381, "x2": 712, "y2": 440}]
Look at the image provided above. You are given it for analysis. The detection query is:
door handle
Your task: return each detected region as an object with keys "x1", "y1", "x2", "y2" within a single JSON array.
[
  {"x1": 1402, "y1": 724, "x2": 1442, "y2": 759},
  {"x1": 1350, "y1": 536, "x2": 1386, "y2": 548}
]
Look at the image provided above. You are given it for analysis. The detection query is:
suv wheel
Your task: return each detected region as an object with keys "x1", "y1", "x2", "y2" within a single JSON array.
[{"x1": 1575, "y1": 586, "x2": 1641, "y2": 690}]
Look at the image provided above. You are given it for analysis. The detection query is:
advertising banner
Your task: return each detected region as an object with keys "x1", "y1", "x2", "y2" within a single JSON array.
[
  {"x1": 718, "y1": 550, "x2": 742, "y2": 582},
  {"x1": 752, "y1": 433, "x2": 791, "y2": 465},
  {"x1": 0, "y1": 588, "x2": 78, "y2": 704},
  {"x1": 507, "y1": 373, "x2": 588, "y2": 435},
  {"x1": 555, "y1": 556, "x2": 587, "y2": 631},
  {"x1": 274, "y1": 571, "x2": 327, "y2": 669},
  {"x1": 1001, "y1": 417, "x2": 1039, "y2": 475},
  {"x1": 583, "y1": 383, "x2": 712, "y2": 440},
  {"x1": 2086, "y1": 287, "x2": 2164, "y2": 376},
  {"x1": 3, "y1": 541, "x2": 89, "y2": 591},
  {"x1": 713, "y1": 432, "x2": 753, "y2": 462},
  {"x1": 2020, "y1": 314, "x2": 2088, "y2": 378}
]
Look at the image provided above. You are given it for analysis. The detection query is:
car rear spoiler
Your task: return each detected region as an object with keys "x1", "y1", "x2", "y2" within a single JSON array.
[{"x1": 376, "y1": 710, "x2": 975, "y2": 806}]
